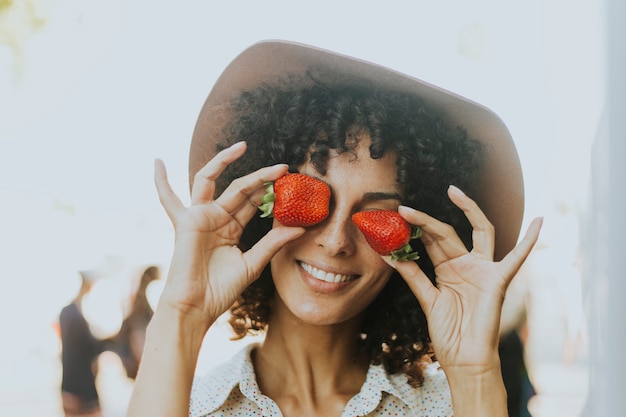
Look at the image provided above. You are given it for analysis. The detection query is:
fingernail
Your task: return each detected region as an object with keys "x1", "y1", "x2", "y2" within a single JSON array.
[
  {"x1": 398, "y1": 205, "x2": 415, "y2": 214},
  {"x1": 448, "y1": 184, "x2": 465, "y2": 196},
  {"x1": 381, "y1": 256, "x2": 397, "y2": 269}
]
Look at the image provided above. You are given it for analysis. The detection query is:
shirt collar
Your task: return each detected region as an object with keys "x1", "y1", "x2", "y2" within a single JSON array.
[
  {"x1": 189, "y1": 343, "x2": 258, "y2": 417},
  {"x1": 189, "y1": 343, "x2": 423, "y2": 417},
  {"x1": 343, "y1": 362, "x2": 422, "y2": 417}
]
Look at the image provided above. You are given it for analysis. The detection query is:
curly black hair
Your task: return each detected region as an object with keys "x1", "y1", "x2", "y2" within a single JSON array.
[{"x1": 210, "y1": 72, "x2": 486, "y2": 387}]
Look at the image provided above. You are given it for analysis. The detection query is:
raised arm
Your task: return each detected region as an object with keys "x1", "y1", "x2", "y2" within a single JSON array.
[
  {"x1": 126, "y1": 142, "x2": 305, "y2": 417},
  {"x1": 391, "y1": 185, "x2": 542, "y2": 417}
]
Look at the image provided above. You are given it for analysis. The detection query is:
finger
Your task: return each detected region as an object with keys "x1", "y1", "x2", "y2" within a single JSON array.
[
  {"x1": 447, "y1": 185, "x2": 495, "y2": 260},
  {"x1": 154, "y1": 158, "x2": 184, "y2": 223},
  {"x1": 398, "y1": 205, "x2": 467, "y2": 266},
  {"x1": 191, "y1": 141, "x2": 248, "y2": 205},
  {"x1": 216, "y1": 163, "x2": 289, "y2": 224},
  {"x1": 497, "y1": 217, "x2": 543, "y2": 285},
  {"x1": 387, "y1": 257, "x2": 439, "y2": 315},
  {"x1": 244, "y1": 226, "x2": 306, "y2": 279}
]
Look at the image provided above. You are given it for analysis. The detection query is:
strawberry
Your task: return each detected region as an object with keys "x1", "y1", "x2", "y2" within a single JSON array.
[
  {"x1": 259, "y1": 173, "x2": 331, "y2": 227},
  {"x1": 352, "y1": 210, "x2": 422, "y2": 261}
]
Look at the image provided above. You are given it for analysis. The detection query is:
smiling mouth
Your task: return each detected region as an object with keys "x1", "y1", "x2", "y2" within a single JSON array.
[{"x1": 299, "y1": 261, "x2": 357, "y2": 283}]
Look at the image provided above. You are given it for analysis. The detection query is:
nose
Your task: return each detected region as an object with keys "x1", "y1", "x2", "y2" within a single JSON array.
[{"x1": 312, "y1": 206, "x2": 357, "y2": 257}]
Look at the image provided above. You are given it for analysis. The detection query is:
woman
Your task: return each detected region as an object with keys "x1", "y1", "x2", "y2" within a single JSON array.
[
  {"x1": 127, "y1": 41, "x2": 542, "y2": 417},
  {"x1": 59, "y1": 271, "x2": 104, "y2": 417}
]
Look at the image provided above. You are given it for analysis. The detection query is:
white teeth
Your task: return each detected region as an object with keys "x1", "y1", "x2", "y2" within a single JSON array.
[{"x1": 300, "y1": 262, "x2": 354, "y2": 283}]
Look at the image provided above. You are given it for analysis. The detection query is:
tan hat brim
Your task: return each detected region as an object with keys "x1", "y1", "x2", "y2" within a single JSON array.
[{"x1": 189, "y1": 40, "x2": 524, "y2": 261}]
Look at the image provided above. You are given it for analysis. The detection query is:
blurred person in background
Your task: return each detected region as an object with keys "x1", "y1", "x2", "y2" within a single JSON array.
[
  {"x1": 58, "y1": 270, "x2": 105, "y2": 417},
  {"x1": 498, "y1": 268, "x2": 535, "y2": 417},
  {"x1": 499, "y1": 326, "x2": 534, "y2": 417},
  {"x1": 110, "y1": 265, "x2": 160, "y2": 380}
]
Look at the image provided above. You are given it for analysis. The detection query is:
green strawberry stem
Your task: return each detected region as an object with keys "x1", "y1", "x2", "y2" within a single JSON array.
[
  {"x1": 390, "y1": 244, "x2": 420, "y2": 261},
  {"x1": 390, "y1": 226, "x2": 423, "y2": 261},
  {"x1": 258, "y1": 182, "x2": 275, "y2": 218}
]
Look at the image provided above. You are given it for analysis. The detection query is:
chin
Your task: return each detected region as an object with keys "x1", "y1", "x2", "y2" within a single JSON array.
[{"x1": 282, "y1": 296, "x2": 366, "y2": 328}]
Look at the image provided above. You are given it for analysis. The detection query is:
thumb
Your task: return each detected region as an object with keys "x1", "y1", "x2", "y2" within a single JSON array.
[
  {"x1": 497, "y1": 217, "x2": 543, "y2": 285},
  {"x1": 390, "y1": 258, "x2": 439, "y2": 315},
  {"x1": 244, "y1": 226, "x2": 306, "y2": 279}
]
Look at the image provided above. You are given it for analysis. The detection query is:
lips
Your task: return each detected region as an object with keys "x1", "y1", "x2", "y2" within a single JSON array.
[{"x1": 299, "y1": 261, "x2": 357, "y2": 283}]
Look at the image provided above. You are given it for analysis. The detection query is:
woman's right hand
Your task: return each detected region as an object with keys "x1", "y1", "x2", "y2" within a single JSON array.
[{"x1": 153, "y1": 141, "x2": 305, "y2": 331}]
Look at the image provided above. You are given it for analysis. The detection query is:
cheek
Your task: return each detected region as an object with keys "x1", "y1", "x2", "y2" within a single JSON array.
[
  {"x1": 366, "y1": 268, "x2": 395, "y2": 295},
  {"x1": 270, "y1": 245, "x2": 293, "y2": 279},
  {"x1": 360, "y1": 242, "x2": 397, "y2": 275},
  {"x1": 369, "y1": 253, "x2": 394, "y2": 270},
  {"x1": 342, "y1": 273, "x2": 394, "y2": 320},
  {"x1": 269, "y1": 238, "x2": 306, "y2": 294}
]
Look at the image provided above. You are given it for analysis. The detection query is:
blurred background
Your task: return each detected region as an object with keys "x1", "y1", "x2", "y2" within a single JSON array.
[{"x1": 0, "y1": 1, "x2": 615, "y2": 416}]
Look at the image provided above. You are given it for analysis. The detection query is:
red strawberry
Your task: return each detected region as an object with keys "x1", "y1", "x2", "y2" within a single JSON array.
[
  {"x1": 259, "y1": 173, "x2": 331, "y2": 227},
  {"x1": 352, "y1": 210, "x2": 422, "y2": 260}
]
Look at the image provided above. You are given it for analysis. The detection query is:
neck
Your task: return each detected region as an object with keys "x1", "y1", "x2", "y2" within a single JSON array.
[{"x1": 253, "y1": 299, "x2": 369, "y2": 416}]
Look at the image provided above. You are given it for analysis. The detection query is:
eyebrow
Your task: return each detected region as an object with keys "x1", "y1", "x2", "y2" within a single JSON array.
[
  {"x1": 308, "y1": 173, "x2": 403, "y2": 204},
  {"x1": 361, "y1": 191, "x2": 403, "y2": 203}
]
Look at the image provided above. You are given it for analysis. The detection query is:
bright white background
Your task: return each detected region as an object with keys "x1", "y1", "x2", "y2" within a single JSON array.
[{"x1": 0, "y1": 1, "x2": 606, "y2": 416}]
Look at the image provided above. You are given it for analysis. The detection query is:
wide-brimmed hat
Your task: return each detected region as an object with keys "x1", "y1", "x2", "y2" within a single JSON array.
[{"x1": 189, "y1": 40, "x2": 524, "y2": 261}]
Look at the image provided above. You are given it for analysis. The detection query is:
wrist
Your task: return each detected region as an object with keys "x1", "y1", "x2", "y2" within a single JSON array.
[
  {"x1": 128, "y1": 301, "x2": 212, "y2": 417},
  {"x1": 440, "y1": 357, "x2": 502, "y2": 378},
  {"x1": 441, "y1": 361, "x2": 508, "y2": 417},
  {"x1": 149, "y1": 303, "x2": 214, "y2": 349}
]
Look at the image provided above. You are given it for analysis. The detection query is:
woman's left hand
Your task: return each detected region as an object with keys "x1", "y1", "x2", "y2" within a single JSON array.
[{"x1": 391, "y1": 185, "x2": 542, "y2": 370}]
